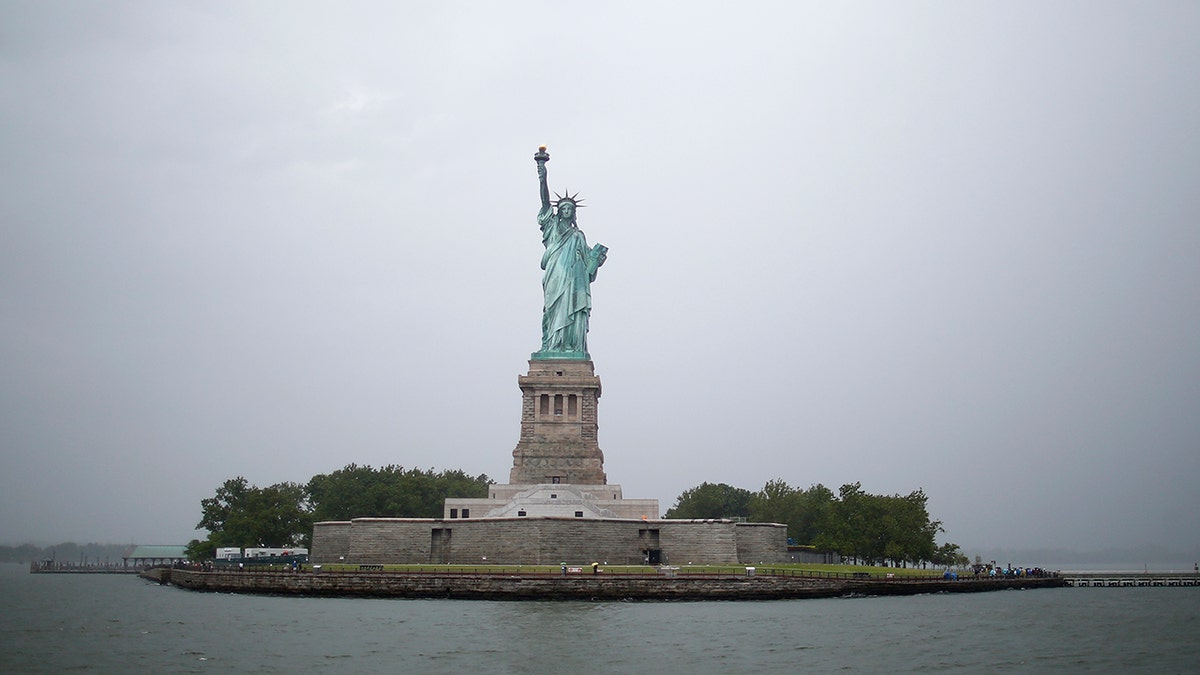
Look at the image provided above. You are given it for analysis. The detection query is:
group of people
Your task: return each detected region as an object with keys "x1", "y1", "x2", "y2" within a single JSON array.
[{"x1": 970, "y1": 565, "x2": 1056, "y2": 578}]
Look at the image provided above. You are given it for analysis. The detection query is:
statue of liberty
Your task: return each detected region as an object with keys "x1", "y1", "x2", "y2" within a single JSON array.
[{"x1": 533, "y1": 146, "x2": 607, "y2": 359}]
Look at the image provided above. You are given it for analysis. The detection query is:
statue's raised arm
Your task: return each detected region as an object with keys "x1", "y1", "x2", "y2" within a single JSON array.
[
  {"x1": 531, "y1": 146, "x2": 606, "y2": 360},
  {"x1": 535, "y1": 145, "x2": 551, "y2": 213}
]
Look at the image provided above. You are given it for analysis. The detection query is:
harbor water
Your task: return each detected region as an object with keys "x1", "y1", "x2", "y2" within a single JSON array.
[{"x1": 1, "y1": 563, "x2": 1196, "y2": 673}]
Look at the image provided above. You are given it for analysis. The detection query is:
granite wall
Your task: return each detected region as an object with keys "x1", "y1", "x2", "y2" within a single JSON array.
[{"x1": 312, "y1": 517, "x2": 788, "y2": 566}]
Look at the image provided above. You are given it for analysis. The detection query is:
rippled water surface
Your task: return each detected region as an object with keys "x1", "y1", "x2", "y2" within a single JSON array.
[{"x1": 2, "y1": 564, "x2": 1196, "y2": 673}]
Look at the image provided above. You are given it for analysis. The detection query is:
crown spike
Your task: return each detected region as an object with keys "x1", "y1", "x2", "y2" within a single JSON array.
[{"x1": 552, "y1": 189, "x2": 586, "y2": 208}]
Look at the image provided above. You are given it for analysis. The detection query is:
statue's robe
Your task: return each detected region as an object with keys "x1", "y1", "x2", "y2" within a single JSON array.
[{"x1": 538, "y1": 205, "x2": 594, "y2": 354}]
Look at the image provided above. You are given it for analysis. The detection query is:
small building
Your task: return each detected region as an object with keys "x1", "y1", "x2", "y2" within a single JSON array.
[
  {"x1": 788, "y1": 545, "x2": 840, "y2": 564},
  {"x1": 444, "y1": 483, "x2": 657, "y2": 521},
  {"x1": 122, "y1": 545, "x2": 188, "y2": 568}
]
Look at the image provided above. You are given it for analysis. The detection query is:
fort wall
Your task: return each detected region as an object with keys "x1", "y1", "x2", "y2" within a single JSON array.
[{"x1": 312, "y1": 517, "x2": 788, "y2": 566}]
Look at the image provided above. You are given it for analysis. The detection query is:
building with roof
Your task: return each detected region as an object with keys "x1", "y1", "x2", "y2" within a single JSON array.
[{"x1": 123, "y1": 545, "x2": 188, "y2": 568}]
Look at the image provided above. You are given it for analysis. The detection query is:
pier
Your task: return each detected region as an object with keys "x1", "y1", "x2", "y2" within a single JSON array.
[
  {"x1": 1061, "y1": 573, "x2": 1199, "y2": 588},
  {"x1": 29, "y1": 561, "x2": 140, "y2": 574}
]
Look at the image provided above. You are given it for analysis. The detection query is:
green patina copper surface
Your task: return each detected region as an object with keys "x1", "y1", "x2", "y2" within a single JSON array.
[{"x1": 532, "y1": 146, "x2": 606, "y2": 360}]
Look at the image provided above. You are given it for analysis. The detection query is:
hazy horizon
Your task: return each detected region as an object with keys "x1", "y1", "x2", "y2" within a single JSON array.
[{"x1": 3, "y1": 2, "x2": 1197, "y2": 557}]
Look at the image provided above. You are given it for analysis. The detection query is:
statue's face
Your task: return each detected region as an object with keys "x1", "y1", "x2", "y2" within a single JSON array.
[{"x1": 559, "y1": 201, "x2": 575, "y2": 220}]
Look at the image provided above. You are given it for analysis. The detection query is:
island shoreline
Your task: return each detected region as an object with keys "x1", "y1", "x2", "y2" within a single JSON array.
[{"x1": 140, "y1": 567, "x2": 1066, "y2": 601}]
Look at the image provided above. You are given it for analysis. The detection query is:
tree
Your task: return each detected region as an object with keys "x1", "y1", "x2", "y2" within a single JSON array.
[
  {"x1": 748, "y1": 478, "x2": 798, "y2": 527},
  {"x1": 792, "y1": 483, "x2": 837, "y2": 545},
  {"x1": 190, "y1": 466, "x2": 492, "y2": 560},
  {"x1": 197, "y1": 477, "x2": 311, "y2": 549},
  {"x1": 674, "y1": 478, "x2": 958, "y2": 568},
  {"x1": 665, "y1": 482, "x2": 754, "y2": 519},
  {"x1": 185, "y1": 538, "x2": 215, "y2": 562},
  {"x1": 823, "y1": 482, "x2": 870, "y2": 562},
  {"x1": 751, "y1": 480, "x2": 839, "y2": 545},
  {"x1": 931, "y1": 542, "x2": 968, "y2": 568},
  {"x1": 307, "y1": 464, "x2": 491, "y2": 522},
  {"x1": 880, "y1": 489, "x2": 940, "y2": 567}
]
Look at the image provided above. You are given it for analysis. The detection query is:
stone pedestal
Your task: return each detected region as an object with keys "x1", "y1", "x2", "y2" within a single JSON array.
[{"x1": 509, "y1": 359, "x2": 607, "y2": 485}]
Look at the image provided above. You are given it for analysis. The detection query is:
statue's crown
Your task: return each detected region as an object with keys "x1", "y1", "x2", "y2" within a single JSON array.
[{"x1": 552, "y1": 190, "x2": 585, "y2": 208}]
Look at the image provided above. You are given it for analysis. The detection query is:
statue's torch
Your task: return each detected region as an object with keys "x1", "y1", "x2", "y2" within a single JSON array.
[{"x1": 534, "y1": 144, "x2": 549, "y2": 165}]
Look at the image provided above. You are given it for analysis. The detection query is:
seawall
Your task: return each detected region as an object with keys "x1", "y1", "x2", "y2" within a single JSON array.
[{"x1": 141, "y1": 568, "x2": 1066, "y2": 601}]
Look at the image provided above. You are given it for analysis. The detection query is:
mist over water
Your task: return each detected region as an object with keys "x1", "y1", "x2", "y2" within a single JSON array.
[{"x1": 3, "y1": 564, "x2": 1197, "y2": 673}]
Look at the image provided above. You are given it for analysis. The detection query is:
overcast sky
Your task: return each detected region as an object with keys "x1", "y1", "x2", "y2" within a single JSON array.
[{"x1": 2, "y1": 1, "x2": 1197, "y2": 560}]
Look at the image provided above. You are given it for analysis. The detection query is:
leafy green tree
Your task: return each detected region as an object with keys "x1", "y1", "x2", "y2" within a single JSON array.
[
  {"x1": 748, "y1": 478, "x2": 798, "y2": 527},
  {"x1": 825, "y1": 482, "x2": 870, "y2": 562},
  {"x1": 665, "y1": 482, "x2": 754, "y2": 519},
  {"x1": 900, "y1": 489, "x2": 942, "y2": 566},
  {"x1": 792, "y1": 483, "x2": 837, "y2": 545},
  {"x1": 750, "y1": 480, "x2": 838, "y2": 544},
  {"x1": 671, "y1": 477, "x2": 957, "y2": 568},
  {"x1": 307, "y1": 464, "x2": 491, "y2": 521},
  {"x1": 931, "y1": 542, "x2": 967, "y2": 567},
  {"x1": 197, "y1": 477, "x2": 311, "y2": 549},
  {"x1": 185, "y1": 538, "x2": 215, "y2": 562}
]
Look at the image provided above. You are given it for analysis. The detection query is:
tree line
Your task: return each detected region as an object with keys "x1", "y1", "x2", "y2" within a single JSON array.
[
  {"x1": 187, "y1": 464, "x2": 491, "y2": 559},
  {"x1": 190, "y1": 467, "x2": 968, "y2": 568},
  {"x1": 666, "y1": 479, "x2": 968, "y2": 567},
  {"x1": 0, "y1": 542, "x2": 132, "y2": 565}
]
